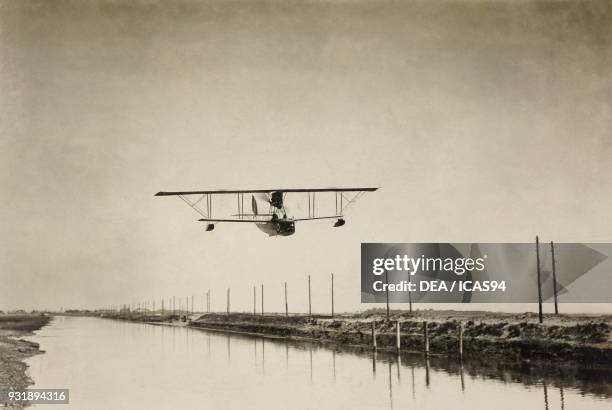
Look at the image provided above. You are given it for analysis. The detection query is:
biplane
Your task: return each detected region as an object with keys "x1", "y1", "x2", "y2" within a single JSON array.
[{"x1": 155, "y1": 187, "x2": 378, "y2": 236}]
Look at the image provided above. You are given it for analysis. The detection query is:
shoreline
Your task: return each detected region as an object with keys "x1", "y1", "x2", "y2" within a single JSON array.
[
  {"x1": 189, "y1": 312, "x2": 612, "y2": 367},
  {"x1": 63, "y1": 311, "x2": 612, "y2": 397},
  {"x1": 88, "y1": 309, "x2": 612, "y2": 367},
  {"x1": 0, "y1": 315, "x2": 52, "y2": 409}
]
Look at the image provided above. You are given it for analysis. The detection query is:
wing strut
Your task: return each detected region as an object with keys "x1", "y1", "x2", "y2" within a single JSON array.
[
  {"x1": 178, "y1": 194, "x2": 209, "y2": 219},
  {"x1": 340, "y1": 191, "x2": 365, "y2": 213}
]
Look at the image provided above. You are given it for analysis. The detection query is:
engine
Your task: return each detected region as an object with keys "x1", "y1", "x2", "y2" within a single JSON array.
[{"x1": 270, "y1": 191, "x2": 284, "y2": 209}]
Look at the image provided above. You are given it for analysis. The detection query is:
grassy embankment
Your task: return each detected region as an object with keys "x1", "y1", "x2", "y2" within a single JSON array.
[
  {"x1": 186, "y1": 309, "x2": 612, "y2": 367},
  {"x1": 95, "y1": 308, "x2": 612, "y2": 366}
]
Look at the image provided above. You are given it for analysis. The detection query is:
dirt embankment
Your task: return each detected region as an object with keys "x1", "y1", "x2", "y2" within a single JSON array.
[
  {"x1": 187, "y1": 310, "x2": 612, "y2": 367},
  {"x1": 84, "y1": 308, "x2": 612, "y2": 366},
  {"x1": 0, "y1": 315, "x2": 51, "y2": 409},
  {"x1": 92, "y1": 309, "x2": 611, "y2": 397}
]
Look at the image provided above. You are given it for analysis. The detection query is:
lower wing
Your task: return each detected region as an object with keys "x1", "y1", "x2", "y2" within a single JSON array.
[
  {"x1": 290, "y1": 215, "x2": 343, "y2": 222},
  {"x1": 198, "y1": 218, "x2": 269, "y2": 223}
]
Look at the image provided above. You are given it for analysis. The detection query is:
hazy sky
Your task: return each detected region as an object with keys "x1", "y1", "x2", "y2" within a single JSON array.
[{"x1": 1, "y1": 0, "x2": 611, "y2": 313}]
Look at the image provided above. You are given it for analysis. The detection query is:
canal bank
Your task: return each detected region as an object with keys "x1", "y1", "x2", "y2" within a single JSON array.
[
  {"x1": 188, "y1": 312, "x2": 612, "y2": 367},
  {"x1": 25, "y1": 315, "x2": 612, "y2": 409},
  {"x1": 0, "y1": 315, "x2": 51, "y2": 408},
  {"x1": 94, "y1": 309, "x2": 612, "y2": 368}
]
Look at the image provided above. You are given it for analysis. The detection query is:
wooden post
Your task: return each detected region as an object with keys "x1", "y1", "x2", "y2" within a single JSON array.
[
  {"x1": 536, "y1": 236, "x2": 543, "y2": 323},
  {"x1": 331, "y1": 273, "x2": 335, "y2": 318},
  {"x1": 261, "y1": 284, "x2": 264, "y2": 317},
  {"x1": 372, "y1": 321, "x2": 377, "y2": 350},
  {"x1": 423, "y1": 321, "x2": 429, "y2": 356},
  {"x1": 284, "y1": 282, "x2": 288, "y2": 317},
  {"x1": 385, "y1": 270, "x2": 390, "y2": 320},
  {"x1": 459, "y1": 322, "x2": 464, "y2": 359},
  {"x1": 191, "y1": 295, "x2": 194, "y2": 313},
  {"x1": 551, "y1": 241, "x2": 559, "y2": 315},
  {"x1": 396, "y1": 320, "x2": 401, "y2": 351},
  {"x1": 408, "y1": 274, "x2": 413, "y2": 313},
  {"x1": 308, "y1": 275, "x2": 312, "y2": 316}
]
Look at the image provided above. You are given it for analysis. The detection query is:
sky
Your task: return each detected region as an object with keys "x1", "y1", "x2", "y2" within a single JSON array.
[{"x1": 1, "y1": 0, "x2": 611, "y2": 313}]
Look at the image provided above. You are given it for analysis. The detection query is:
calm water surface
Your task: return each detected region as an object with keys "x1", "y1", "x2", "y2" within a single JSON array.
[{"x1": 25, "y1": 316, "x2": 611, "y2": 410}]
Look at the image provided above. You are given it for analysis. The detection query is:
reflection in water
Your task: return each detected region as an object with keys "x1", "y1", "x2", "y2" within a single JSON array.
[
  {"x1": 24, "y1": 317, "x2": 612, "y2": 410},
  {"x1": 388, "y1": 362, "x2": 394, "y2": 410},
  {"x1": 397, "y1": 354, "x2": 401, "y2": 381},
  {"x1": 309, "y1": 346, "x2": 313, "y2": 383},
  {"x1": 332, "y1": 350, "x2": 336, "y2": 382},
  {"x1": 425, "y1": 356, "x2": 430, "y2": 387},
  {"x1": 411, "y1": 365, "x2": 416, "y2": 400},
  {"x1": 372, "y1": 350, "x2": 377, "y2": 375},
  {"x1": 560, "y1": 387, "x2": 565, "y2": 410}
]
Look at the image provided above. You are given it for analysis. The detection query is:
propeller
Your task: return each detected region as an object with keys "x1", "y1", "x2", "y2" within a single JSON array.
[
  {"x1": 257, "y1": 192, "x2": 272, "y2": 204},
  {"x1": 252, "y1": 193, "x2": 275, "y2": 217},
  {"x1": 253, "y1": 193, "x2": 273, "y2": 209},
  {"x1": 252, "y1": 192, "x2": 289, "y2": 218}
]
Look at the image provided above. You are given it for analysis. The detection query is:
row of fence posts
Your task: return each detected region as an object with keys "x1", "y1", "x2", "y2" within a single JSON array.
[
  {"x1": 113, "y1": 299, "x2": 465, "y2": 359},
  {"x1": 112, "y1": 272, "x2": 336, "y2": 317},
  {"x1": 108, "y1": 307, "x2": 470, "y2": 357},
  {"x1": 109, "y1": 237, "x2": 558, "y2": 325},
  {"x1": 369, "y1": 320, "x2": 465, "y2": 359},
  {"x1": 118, "y1": 295, "x2": 200, "y2": 316},
  {"x1": 200, "y1": 273, "x2": 336, "y2": 317}
]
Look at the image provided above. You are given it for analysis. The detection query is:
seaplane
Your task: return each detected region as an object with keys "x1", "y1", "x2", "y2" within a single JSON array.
[{"x1": 155, "y1": 187, "x2": 378, "y2": 236}]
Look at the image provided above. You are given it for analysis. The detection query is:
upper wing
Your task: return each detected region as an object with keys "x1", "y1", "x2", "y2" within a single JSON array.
[{"x1": 155, "y1": 187, "x2": 378, "y2": 196}]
